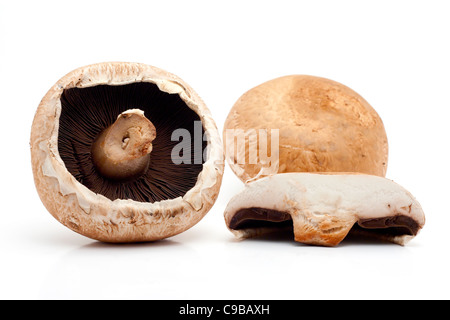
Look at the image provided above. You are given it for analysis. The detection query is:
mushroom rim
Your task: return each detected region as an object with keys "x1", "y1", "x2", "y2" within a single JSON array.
[{"x1": 34, "y1": 62, "x2": 224, "y2": 217}]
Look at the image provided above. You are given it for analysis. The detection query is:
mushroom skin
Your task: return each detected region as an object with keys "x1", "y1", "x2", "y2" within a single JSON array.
[
  {"x1": 224, "y1": 173, "x2": 425, "y2": 246},
  {"x1": 223, "y1": 75, "x2": 389, "y2": 183},
  {"x1": 30, "y1": 62, "x2": 224, "y2": 242}
]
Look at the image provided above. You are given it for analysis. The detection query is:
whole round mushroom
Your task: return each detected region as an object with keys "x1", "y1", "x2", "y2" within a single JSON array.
[
  {"x1": 223, "y1": 75, "x2": 388, "y2": 182},
  {"x1": 30, "y1": 62, "x2": 224, "y2": 242}
]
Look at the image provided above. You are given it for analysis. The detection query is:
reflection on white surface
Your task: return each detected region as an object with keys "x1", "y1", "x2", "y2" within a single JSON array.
[{"x1": 39, "y1": 240, "x2": 196, "y2": 299}]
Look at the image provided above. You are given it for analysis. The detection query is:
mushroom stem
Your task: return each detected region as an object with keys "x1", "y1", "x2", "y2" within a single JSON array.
[{"x1": 91, "y1": 109, "x2": 156, "y2": 181}]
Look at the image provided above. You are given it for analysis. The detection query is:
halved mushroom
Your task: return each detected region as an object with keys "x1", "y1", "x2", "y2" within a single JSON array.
[
  {"x1": 30, "y1": 62, "x2": 224, "y2": 242},
  {"x1": 224, "y1": 173, "x2": 425, "y2": 246}
]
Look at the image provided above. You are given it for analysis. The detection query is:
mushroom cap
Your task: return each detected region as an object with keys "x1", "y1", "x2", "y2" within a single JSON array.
[
  {"x1": 30, "y1": 62, "x2": 224, "y2": 242},
  {"x1": 224, "y1": 173, "x2": 425, "y2": 246},
  {"x1": 223, "y1": 75, "x2": 388, "y2": 182}
]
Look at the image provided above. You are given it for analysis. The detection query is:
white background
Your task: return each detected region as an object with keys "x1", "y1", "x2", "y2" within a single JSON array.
[{"x1": 1, "y1": 0, "x2": 449, "y2": 300}]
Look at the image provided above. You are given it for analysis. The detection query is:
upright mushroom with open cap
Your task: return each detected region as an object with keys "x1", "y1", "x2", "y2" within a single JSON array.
[{"x1": 30, "y1": 62, "x2": 224, "y2": 242}]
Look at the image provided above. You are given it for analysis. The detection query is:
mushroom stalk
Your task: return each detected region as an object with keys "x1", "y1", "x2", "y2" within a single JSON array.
[{"x1": 91, "y1": 109, "x2": 156, "y2": 181}]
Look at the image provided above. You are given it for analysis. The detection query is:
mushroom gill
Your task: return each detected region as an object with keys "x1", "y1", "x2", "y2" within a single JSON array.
[
  {"x1": 228, "y1": 207, "x2": 293, "y2": 230},
  {"x1": 227, "y1": 207, "x2": 420, "y2": 239},
  {"x1": 58, "y1": 82, "x2": 207, "y2": 203}
]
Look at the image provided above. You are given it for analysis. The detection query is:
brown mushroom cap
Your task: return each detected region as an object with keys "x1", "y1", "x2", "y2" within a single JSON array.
[
  {"x1": 224, "y1": 173, "x2": 425, "y2": 246},
  {"x1": 223, "y1": 75, "x2": 388, "y2": 182},
  {"x1": 30, "y1": 62, "x2": 224, "y2": 242}
]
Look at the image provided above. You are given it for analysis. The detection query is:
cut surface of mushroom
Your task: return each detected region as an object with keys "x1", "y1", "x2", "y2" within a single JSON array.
[
  {"x1": 224, "y1": 173, "x2": 425, "y2": 246},
  {"x1": 30, "y1": 62, "x2": 224, "y2": 242}
]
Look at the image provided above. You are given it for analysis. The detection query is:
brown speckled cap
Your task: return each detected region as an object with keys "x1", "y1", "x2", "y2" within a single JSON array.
[
  {"x1": 223, "y1": 75, "x2": 388, "y2": 182},
  {"x1": 30, "y1": 62, "x2": 224, "y2": 242}
]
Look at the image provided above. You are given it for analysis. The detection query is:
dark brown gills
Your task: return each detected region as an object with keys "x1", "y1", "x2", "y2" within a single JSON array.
[
  {"x1": 230, "y1": 207, "x2": 420, "y2": 237},
  {"x1": 58, "y1": 82, "x2": 206, "y2": 203}
]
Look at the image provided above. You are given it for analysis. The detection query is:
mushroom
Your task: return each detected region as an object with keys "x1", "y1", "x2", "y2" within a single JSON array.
[
  {"x1": 223, "y1": 75, "x2": 388, "y2": 182},
  {"x1": 224, "y1": 173, "x2": 425, "y2": 246},
  {"x1": 30, "y1": 62, "x2": 224, "y2": 242}
]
